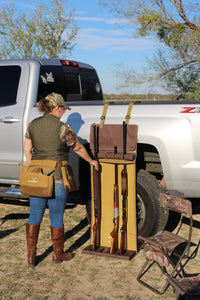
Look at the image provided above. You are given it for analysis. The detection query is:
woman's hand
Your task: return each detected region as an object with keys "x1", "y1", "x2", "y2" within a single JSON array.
[
  {"x1": 90, "y1": 160, "x2": 99, "y2": 171},
  {"x1": 73, "y1": 140, "x2": 99, "y2": 170}
]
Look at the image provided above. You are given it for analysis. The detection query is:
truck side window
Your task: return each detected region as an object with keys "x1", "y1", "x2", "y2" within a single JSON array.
[{"x1": 0, "y1": 66, "x2": 21, "y2": 106}]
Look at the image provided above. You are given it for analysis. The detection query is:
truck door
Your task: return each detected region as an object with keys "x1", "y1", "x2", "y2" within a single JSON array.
[{"x1": 0, "y1": 62, "x2": 29, "y2": 183}]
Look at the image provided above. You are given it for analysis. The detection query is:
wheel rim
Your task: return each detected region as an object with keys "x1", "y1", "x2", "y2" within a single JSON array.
[{"x1": 136, "y1": 193, "x2": 146, "y2": 233}]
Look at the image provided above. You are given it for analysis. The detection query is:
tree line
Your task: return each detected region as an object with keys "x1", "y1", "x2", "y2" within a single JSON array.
[{"x1": 104, "y1": 94, "x2": 177, "y2": 101}]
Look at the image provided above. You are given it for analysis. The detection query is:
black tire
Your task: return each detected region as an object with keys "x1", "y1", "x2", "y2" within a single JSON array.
[{"x1": 137, "y1": 169, "x2": 168, "y2": 237}]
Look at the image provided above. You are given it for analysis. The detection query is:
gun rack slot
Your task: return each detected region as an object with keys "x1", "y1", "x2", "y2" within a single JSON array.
[{"x1": 82, "y1": 159, "x2": 137, "y2": 261}]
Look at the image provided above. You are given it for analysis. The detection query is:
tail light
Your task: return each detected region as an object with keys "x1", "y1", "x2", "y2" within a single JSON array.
[{"x1": 61, "y1": 60, "x2": 79, "y2": 67}]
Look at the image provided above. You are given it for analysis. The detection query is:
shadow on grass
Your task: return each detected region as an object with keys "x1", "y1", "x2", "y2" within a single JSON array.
[
  {"x1": 165, "y1": 210, "x2": 200, "y2": 232},
  {"x1": 184, "y1": 217, "x2": 200, "y2": 230},
  {"x1": 36, "y1": 217, "x2": 90, "y2": 265},
  {"x1": 0, "y1": 213, "x2": 29, "y2": 239},
  {"x1": 0, "y1": 213, "x2": 29, "y2": 225},
  {"x1": 0, "y1": 197, "x2": 29, "y2": 206},
  {"x1": 0, "y1": 197, "x2": 77, "y2": 210},
  {"x1": 0, "y1": 228, "x2": 19, "y2": 239}
]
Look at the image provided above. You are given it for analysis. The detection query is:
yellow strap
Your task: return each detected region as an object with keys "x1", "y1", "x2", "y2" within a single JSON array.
[
  {"x1": 100, "y1": 102, "x2": 110, "y2": 128},
  {"x1": 100, "y1": 101, "x2": 133, "y2": 127},
  {"x1": 125, "y1": 102, "x2": 134, "y2": 124}
]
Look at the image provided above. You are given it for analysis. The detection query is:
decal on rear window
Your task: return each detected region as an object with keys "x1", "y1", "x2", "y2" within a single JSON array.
[{"x1": 40, "y1": 72, "x2": 54, "y2": 84}]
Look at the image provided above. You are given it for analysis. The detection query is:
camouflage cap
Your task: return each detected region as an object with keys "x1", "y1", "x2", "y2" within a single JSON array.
[{"x1": 45, "y1": 92, "x2": 71, "y2": 110}]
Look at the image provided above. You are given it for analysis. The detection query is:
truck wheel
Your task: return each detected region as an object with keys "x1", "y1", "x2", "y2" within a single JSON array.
[{"x1": 137, "y1": 169, "x2": 168, "y2": 237}]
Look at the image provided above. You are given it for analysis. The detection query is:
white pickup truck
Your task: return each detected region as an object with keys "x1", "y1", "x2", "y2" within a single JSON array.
[{"x1": 0, "y1": 58, "x2": 199, "y2": 237}]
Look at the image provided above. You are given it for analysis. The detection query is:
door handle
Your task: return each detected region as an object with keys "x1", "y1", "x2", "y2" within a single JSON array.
[{"x1": 0, "y1": 117, "x2": 20, "y2": 123}]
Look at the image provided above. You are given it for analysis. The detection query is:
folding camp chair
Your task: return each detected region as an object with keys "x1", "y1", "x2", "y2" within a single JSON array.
[
  {"x1": 137, "y1": 193, "x2": 198, "y2": 295},
  {"x1": 167, "y1": 275, "x2": 200, "y2": 299}
]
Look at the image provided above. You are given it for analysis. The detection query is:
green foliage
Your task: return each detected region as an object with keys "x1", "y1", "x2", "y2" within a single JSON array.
[
  {"x1": 0, "y1": 0, "x2": 78, "y2": 59},
  {"x1": 184, "y1": 91, "x2": 200, "y2": 100},
  {"x1": 100, "y1": 0, "x2": 200, "y2": 97},
  {"x1": 157, "y1": 23, "x2": 187, "y2": 49},
  {"x1": 137, "y1": 10, "x2": 187, "y2": 50},
  {"x1": 164, "y1": 66, "x2": 200, "y2": 98},
  {"x1": 137, "y1": 10, "x2": 163, "y2": 37}
]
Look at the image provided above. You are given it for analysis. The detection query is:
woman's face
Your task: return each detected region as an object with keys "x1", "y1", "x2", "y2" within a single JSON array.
[{"x1": 57, "y1": 106, "x2": 67, "y2": 119}]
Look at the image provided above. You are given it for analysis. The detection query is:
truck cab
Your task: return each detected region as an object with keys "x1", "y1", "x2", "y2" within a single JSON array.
[{"x1": 0, "y1": 58, "x2": 103, "y2": 185}]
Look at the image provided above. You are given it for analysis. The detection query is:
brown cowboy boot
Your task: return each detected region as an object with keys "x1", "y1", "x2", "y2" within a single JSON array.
[
  {"x1": 51, "y1": 226, "x2": 73, "y2": 263},
  {"x1": 26, "y1": 223, "x2": 40, "y2": 268}
]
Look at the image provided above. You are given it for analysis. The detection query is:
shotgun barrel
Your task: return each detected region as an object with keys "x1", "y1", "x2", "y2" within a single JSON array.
[
  {"x1": 110, "y1": 162, "x2": 119, "y2": 254},
  {"x1": 119, "y1": 168, "x2": 127, "y2": 254},
  {"x1": 92, "y1": 168, "x2": 99, "y2": 250},
  {"x1": 119, "y1": 122, "x2": 128, "y2": 255},
  {"x1": 92, "y1": 124, "x2": 99, "y2": 251}
]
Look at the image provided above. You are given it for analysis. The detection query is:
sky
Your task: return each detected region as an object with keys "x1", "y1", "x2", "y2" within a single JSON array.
[{"x1": 6, "y1": 0, "x2": 165, "y2": 94}]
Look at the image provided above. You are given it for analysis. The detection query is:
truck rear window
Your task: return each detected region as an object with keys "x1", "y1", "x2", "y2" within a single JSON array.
[
  {"x1": 0, "y1": 66, "x2": 21, "y2": 106},
  {"x1": 79, "y1": 68, "x2": 102, "y2": 101},
  {"x1": 37, "y1": 65, "x2": 103, "y2": 102}
]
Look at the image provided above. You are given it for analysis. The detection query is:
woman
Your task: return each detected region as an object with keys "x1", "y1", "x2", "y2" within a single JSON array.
[{"x1": 24, "y1": 92, "x2": 98, "y2": 267}]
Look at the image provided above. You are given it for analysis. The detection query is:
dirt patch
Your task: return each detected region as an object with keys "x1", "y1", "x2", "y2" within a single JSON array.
[{"x1": 0, "y1": 198, "x2": 200, "y2": 300}]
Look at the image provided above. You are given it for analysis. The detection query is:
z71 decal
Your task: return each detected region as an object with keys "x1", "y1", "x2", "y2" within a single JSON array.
[{"x1": 181, "y1": 107, "x2": 200, "y2": 113}]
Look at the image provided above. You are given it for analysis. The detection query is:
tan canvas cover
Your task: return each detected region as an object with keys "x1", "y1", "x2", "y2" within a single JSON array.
[{"x1": 90, "y1": 124, "x2": 138, "y2": 160}]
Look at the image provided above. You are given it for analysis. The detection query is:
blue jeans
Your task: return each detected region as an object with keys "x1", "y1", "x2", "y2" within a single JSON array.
[{"x1": 27, "y1": 183, "x2": 68, "y2": 228}]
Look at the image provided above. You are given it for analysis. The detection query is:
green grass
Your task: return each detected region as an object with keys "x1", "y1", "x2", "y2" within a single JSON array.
[{"x1": 0, "y1": 199, "x2": 199, "y2": 300}]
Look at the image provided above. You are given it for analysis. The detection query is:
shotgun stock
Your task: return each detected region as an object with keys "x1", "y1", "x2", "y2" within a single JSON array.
[
  {"x1": 110, "y1": 163, "x2": 119, "y2": 254},
  {"x1": 92, "y1": 124, "x2": 99, "y2": 251}
]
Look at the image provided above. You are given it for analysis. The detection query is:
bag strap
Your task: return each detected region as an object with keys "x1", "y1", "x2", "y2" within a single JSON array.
[
  {"x1": 125, "y1": 102, "x2": 133, "y2": 125},
  {"x1": 125, "y1": 102, "x2": 138, "y2": 153},
  {"x1": 56, "y1": 161, "x2": 68, "y2": 167},
  {"x1": 100, "y1": 102, "x2": 110, "y2": 128},
  {"x1": 100, "y1": 102, "x2": 134, "y2": 128}
]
